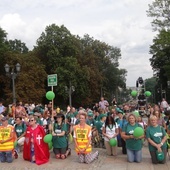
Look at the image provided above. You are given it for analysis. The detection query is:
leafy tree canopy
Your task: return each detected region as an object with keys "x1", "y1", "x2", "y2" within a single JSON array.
[{"x1": 147, "y1": 0, "x2": 170, "y2": 31}]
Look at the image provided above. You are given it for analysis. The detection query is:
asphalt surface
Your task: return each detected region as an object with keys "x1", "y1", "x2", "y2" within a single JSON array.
[{"x1": 0, "y1": 141, "x2": 170, "y2": 170}]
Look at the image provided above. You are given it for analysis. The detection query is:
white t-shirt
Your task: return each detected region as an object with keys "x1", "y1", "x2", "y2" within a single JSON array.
[
  {"x1": 103, "y1": 122, "x2": 118, "y2": 141},
  {"x1": 161, "y1": 101, "x2": 169, "y2": 109},
  {"x1": 0, "y1": 105, "x2": 5, "y2": 114},
  {"x1": 138, "y1": 121, "x2": 147, "y2": 129},
  {"x1": 40, "y1": 117, "x2": 47, "y2": 126}
]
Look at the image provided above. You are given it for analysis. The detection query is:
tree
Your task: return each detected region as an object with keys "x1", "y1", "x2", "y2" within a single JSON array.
[
  {"x1": 8, "y1": 39, "x2": 29, "y2": 53},
  {"x1": 147, "y1": 1, "x2": 170, "y2": 103},
  {"x1": 79, "y1": 35, "x2": 125, "y2": 102},
  {"x1": 149, "y1": 30, "x2": 170, "y2": 86},
  {"x1": 35, "y1": 24, "x2": 80, "y2": 74},
  {"x1": 147, "y1": 0, "x2": 170, "y2": 31},
  {"x1": 0, "y1": 27, "x2": 10, "y2": 99},
  {"x1": 1, "y1": 52, "x2": 47, "y2": 104},
  {"x1": 34, "y1": 24, "x2": 126, "y2": 107},
  {"x1": 145, "y1": 77, "x2": 157, "y2": 103}
]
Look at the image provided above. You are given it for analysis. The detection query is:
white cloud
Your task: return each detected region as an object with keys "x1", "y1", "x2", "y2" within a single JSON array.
[{"x1": 0, "y1": 0, "x2": 156, "y2": 86}]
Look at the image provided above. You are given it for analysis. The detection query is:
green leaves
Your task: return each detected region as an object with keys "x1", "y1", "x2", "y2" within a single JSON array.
[
  {"x1": 147, "y1": 0, "x2": 170, "y2": 31},
  {"x1": 0, "y1": 24, "x2": 126, "y2": 106}
]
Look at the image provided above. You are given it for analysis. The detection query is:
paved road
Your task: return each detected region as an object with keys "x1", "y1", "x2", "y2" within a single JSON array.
[{"x1": 1, "y1": 143, "x2": 170, "y2": 170}]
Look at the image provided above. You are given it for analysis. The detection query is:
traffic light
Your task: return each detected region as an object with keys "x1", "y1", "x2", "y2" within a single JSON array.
[{"x1": 138, "y1": 77, "x2": 143, "y2": 85}]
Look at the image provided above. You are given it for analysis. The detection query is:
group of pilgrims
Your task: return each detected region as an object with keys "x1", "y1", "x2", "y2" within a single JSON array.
[{"x1": 0, "y1": 97, "x2": 170, "y2": 165}]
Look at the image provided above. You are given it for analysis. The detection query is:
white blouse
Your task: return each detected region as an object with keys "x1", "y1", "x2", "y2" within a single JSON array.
[{"x1": 103, "y1": 123, "x2": 118, "y2": 141}]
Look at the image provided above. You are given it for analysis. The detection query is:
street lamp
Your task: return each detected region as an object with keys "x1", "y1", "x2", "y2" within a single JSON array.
[
  {"x1": 4, "y1": 63, "x2": 21, "y2": 104},
  {"x1": 167, "y1": 80, "x2": 170, "y2": 88},
  {"x1": 65, "y1": 81, "x2": 75, "y2": 106}
]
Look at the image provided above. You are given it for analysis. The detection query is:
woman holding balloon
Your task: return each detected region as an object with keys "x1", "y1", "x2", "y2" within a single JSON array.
[
  {"x1": 146, "y1": 115, "x2": 167, "y2": 164},
  {"x1": 52, "y1": 113, "x2": 71, "y2": 159},
  {"x1": 102, "y1": 115, "x2": 119, "y2": 156},
  {"x1": 121, "y1": 114, "x2": 144, "y2": 163}
]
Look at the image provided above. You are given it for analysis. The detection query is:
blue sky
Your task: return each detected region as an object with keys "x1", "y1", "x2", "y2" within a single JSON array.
[{"x1": 0, "y1": 0, "x2": 156, "y2": 86}]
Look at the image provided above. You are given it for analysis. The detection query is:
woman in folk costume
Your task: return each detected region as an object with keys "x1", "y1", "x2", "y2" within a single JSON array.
[
  {"x1": 52, "y1": 113, "x2": 71, "y2": 159},
  {"x1": 23, "y1": 116, "x2": 49, "y2": 165},
  {"x1": 73, "y1": 111, "x2": 99, "y2": 164}
]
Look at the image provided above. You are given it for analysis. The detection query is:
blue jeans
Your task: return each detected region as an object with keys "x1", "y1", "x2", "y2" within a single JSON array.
[
  {"x1": 127, "y1": 149, "x2": 142, "y2": 163},
  {"x1": 0, "y1": 151, "x2": 13, "y2": 163}
]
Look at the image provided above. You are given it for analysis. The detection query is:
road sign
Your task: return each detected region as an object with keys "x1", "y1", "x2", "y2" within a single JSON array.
[{"x1": 48, "y1": 74, "x2": 57, "y2": 86}]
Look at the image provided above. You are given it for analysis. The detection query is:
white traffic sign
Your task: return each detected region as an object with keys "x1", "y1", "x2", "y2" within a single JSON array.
[{"x1": 48, "y1": 74, "x2": 57, "y2": 86}]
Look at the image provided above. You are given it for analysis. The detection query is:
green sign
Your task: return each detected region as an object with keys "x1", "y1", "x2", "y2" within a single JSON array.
[{"x1": 48, "y1": 74, "x2": 57, "y2": 86}]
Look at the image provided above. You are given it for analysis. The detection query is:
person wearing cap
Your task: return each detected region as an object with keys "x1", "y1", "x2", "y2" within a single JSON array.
[
  {"x1": 0, "y1": 117, "x2": 16, "y2": 163},
  {"x1": 87, "y1": 111, "x2": 95, "y2": 127},
  {"x1": 66, "y1": 107, "x2": 76, "y2": 134},
  {"x1": 95, "y1": 113, "x2": 107, "y2": 148},
  {"x1": 87, "y1": 111, "x2": 98, "y2": 146},
  {"x1": 52, "y1": 113, "x2": 71, "y2": 159},
  {"x1": 73, "y1": 111, "x2": 99, "y2": 163}
]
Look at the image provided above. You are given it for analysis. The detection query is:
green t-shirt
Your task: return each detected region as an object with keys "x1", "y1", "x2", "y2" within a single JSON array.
[
  {"x1": 8, "y1": 118, "x2": 15, "y2": 125},
  {"x1": 95, "y1": 121, "x2": 104, "y2": 134},
  {"x1": 52, "y1": 123, "x2": 67, "y2": 148},
  {"x1": 122, "y1": 123, "x2": 143, "y2": 151},
  {"x1": 15, "y1": 123, "x2": 27, "y2": 138},
  {"x1": 168, "y1": 124, "x2": 170, "y2": 130},
  {"x1": 88, "y1": 119, "x2": 95, "y2": 127},
  {"x1": 66, "y1": 113, "x2": 75, "y2": 119},
  {"x1": 146, "y1": 125, "x2": 167, "y2": 151},
  {"x1": 37, "y1": 119, "x2": 43, "y2": 126}
]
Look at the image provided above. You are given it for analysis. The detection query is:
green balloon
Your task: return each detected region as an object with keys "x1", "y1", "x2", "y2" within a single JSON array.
[
  {"x1": 145, "y1": 91, "x2": 151, "y2": 97},
  {"x1": 133, "y1": 111, "x2": 140, "y2": 117},
  {"x1": 109, "y1": 138, "x2": 117, "y2": 146},
  {"x1": 156, "y1": 151, "x2": 164, "y2": 161},
  {"x1": 48, "y1": 142, "x2": 53, "y2": 150},
  {"x1": 43, "y1": 134, "x2": 52, "y2": 143},
  {"x1": 131, "y1": 90, "x2": 137, "y2": 97},
  {"x1": 133, "y1": 127, "x2": 144, "y2": 138},
  {"x1": 46, "y1": 91, "x2": 55, "y2": 100},
  {"x1": 14, "y1": 141, "x2": 18, "y2": 147}
]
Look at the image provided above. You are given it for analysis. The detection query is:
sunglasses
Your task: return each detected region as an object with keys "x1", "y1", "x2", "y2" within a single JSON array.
[{"x1": 29, "y1": 119, "x2": 34, "y2": 122}]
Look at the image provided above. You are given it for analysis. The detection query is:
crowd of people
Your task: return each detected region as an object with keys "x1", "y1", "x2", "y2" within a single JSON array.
[{"x1": 0, "y1": 97, "x2": 170, "y2": 165}]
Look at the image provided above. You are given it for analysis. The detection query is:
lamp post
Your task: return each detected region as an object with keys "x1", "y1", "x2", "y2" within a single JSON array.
[
  {"x1": 65, "y1": 81, "x2": 75, "y2": 106},
  {"x1": 167, "y1": 81, "x2": 170, "y2": 88},
  {"x1": 4, "y1": 63, "x2": 21, "y2": 104}
]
